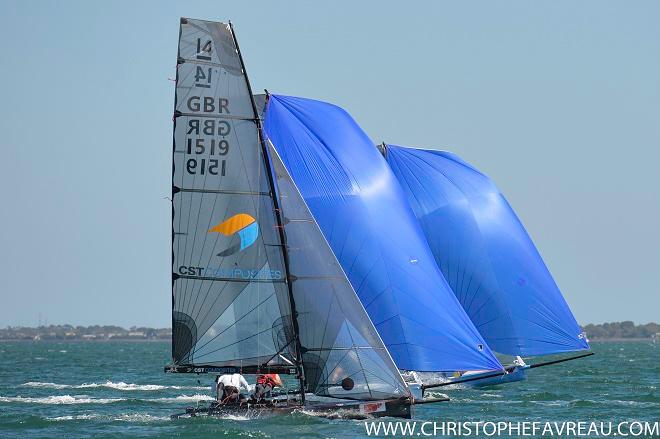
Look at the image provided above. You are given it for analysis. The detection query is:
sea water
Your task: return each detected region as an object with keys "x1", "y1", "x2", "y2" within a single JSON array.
[{"x1": 0, "y1": 341, "x2": 657, "y2": 438}]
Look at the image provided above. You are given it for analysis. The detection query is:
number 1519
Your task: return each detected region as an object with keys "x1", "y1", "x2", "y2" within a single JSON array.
[{"x1": 186, "y1": 158, "x2": 225, "y2": 176}]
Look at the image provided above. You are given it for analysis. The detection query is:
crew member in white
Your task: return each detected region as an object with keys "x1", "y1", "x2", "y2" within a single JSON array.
[{"x1": 216, "y1": 373, "x2": 250, "y2": 404}]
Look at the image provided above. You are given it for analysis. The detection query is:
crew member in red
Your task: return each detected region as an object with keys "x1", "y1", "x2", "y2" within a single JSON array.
[{"x1": 253, "y1": 373, "x2": 282, "y2": 402}]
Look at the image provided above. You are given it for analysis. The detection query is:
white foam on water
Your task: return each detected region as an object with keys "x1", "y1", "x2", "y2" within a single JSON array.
[
  {"x1": 531, "y1": 400, "x2": 568, "y2": 407},
  {"x1": 169, "y1": 385, "x2": 211, "y2": 390},
  {"x1": 0, "y1": 395, "x2": 125, "y2": 404},
  {"x1": 2, "y1": 393, "x2": 222, "y2": 405},
  {"x1": 153, "y1": 394, "x2": 215, "y2": 403},
  {"x1": 218, "y1": 414, "x2": 251, "y2": 421},
  {"x1": 298, "y1": 408, "x2": 371, "y2": 421},
  {"x1": 95, "y1": 382, "x2": 167, "y2": 391},
  {"x1": 100, "y1": 382, "x2": 209, "y2": 391},
  {"x1": 452, "y1": 397, "x2": 525, "y2": 405},
  {"x1": 48, "y1": 414, "x2": 100, "y2": 421},
  {"x1": 20, "y1": 381, "x2": 209, "y2": 391},
  {"x1": 531, "y1": 399, "x2": 657, "y2": 408},
  {"x1": 298, "y1": 408, "x2": 337, "y2": 419},
  {"x1": 423, "y1": 391, "x2": 450, "y2": 400},
  {"x1": 112, "y1": 413, "x2": 171, "y2": 422},
  {"x1": 21, "y1": 382, "x2": 70, "y2": 390},
  {"x1": 609, "y1": 399, "x2": 657, "y2": 407},
  {"x1": 47, "y1": 413, "x2": 170, "y2": 422}
]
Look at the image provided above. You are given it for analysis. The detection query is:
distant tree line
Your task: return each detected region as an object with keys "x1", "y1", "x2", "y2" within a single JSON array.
[
  {"x1": 1, "y1": 321, "x2": 658, "y2": 341},
  {"x1": 583, "y1": 321, "x2": 660, "y2": 340},
  {"x1": 0, "y1": 324, "x2": 171, "y2": 341}
]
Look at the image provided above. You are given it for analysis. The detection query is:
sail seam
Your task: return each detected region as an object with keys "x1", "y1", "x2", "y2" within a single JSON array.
[
  {"x1": 176, "y1": 188, "x2": 270, "y2": 196},
  {"x1": 177, "y1": 57, "x2": 243, "y2": 70}
]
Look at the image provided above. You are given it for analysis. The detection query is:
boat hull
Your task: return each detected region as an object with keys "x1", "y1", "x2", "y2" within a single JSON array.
[
  {"x1": 464, "y1": 365, "x2": 528, "y2": 388},
  {"x1": 171, "y1": 397, "x2": 412, "y2": 420}
]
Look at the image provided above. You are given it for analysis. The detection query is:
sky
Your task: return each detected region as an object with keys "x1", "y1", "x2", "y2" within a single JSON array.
[{"x1": 1, "y1": 1, "x2": 658, "y2": 328}]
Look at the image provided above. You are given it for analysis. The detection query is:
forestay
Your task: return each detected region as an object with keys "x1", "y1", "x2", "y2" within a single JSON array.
[
  {"x1": 264, "y1": 95, "x2": 502, "y2": 373},
  {"x1": 384, "y1": 145, "x2": 589, "y2": 357}
]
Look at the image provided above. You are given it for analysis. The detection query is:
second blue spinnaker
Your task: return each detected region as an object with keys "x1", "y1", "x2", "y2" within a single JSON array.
[{"x1": 384, "y1": 145, "x2": 589, "y2": 357}]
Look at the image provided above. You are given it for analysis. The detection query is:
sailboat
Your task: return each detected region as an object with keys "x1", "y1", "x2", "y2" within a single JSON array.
[
  {"x1": 165, "y1": 18, "x2": 416, "y2": 419},
  {"x1": 261, "y1": 95, "x2": 508, "y2": 397},
  {"x1": 379, "y1": 144, "x2": 592, "y2": 388}
]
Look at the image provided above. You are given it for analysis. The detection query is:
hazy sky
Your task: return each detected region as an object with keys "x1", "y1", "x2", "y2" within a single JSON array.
[{"x1": 1, "y1": 1, "x2": 658, "y2": 327}]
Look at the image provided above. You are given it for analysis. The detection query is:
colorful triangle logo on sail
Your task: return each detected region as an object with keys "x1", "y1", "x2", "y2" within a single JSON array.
[{"x1": 209, "y1": 213, "x2": 259, "y2": 256}]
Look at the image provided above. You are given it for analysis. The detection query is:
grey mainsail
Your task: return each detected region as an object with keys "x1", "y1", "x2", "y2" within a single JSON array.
[
  {"x1": 169, "y1": 18, "x2": 408, "y2": 402},
  {"x1": 172, "y1": 19, "x2": 293, "y2": 368}
]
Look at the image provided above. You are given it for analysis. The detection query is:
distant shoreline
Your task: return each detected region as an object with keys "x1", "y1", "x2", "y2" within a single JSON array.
[
  {"x1": 1, "y1": 322, "x2": 657, "y2": 343},
  {"x1": 0, "y1": 338, "x2": 169, "y2": 343},
  {"x1": 0, "y1": 338, "x2": 654, "y2": 343},
  {"x1": 589, "y1": 338, "x2": 654, "y2": 342}
]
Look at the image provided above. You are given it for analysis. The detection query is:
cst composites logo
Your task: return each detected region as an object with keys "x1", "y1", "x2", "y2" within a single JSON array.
[{"x1": 209, "y1": 213, "x2": 259, "y2": 256}]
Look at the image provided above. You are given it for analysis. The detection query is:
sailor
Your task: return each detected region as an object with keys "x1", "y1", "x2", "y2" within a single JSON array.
[
  {"x1": 216, "y1": 373, "x2": 250, "y2": 404},
  {"x1": 253, "y1": 373, "x2": 282, "y2": 402}
]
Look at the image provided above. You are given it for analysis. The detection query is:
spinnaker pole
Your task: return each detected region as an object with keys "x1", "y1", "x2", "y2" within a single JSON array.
[
  {"x1": 228, "y1": 22, "x2": 306, "y2": 403},
  {"x1": 527, "y1": 352, "x2": 594, "y2": 369},
  {"x1": 421, "y1": 352, "x2": 595, "y2": 392}
]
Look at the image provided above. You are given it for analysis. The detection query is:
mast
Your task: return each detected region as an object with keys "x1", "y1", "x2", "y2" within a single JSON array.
[
  {"x1": 228, "y1": 22, "x2": 306, "y2": 402},
  {"x1": 170, "y1": 20, "x2": 183, "y2": 363}
]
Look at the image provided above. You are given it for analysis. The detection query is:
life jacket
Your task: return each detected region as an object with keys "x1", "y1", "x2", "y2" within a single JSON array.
[{"x1": 256, "y1": 373, "x2": 281, "y2": 387}]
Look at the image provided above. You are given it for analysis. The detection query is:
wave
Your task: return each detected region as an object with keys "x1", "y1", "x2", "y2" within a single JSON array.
[
  {"x1": 0, "y1": 395, "x2": 125, "y2": 404},
  {"x1": 450, "y1": 397, "x2": 525, "y2": 405},
  {"x1": 1, "y1": 393, "x2": 215, "y2": 405},
  {"x1": 47, "y1": 413, "x2": 170, "y2": 422},
  {"x1": 20, "y1": 381, "x2": 209, "y2": 391},
  {"x1": 153, "y1": 394, "x2": 215, "y2": 403},
  {"x1": 48, "y1": 414, "x2": 100, "y2": 421},
  {"x1": 525, "y1": 398, "x2": 659, "y2": 409},
  {"x1": 422, "y1": 390, "x2": 450, "y2": 400},
  {"x1": 215, "y1": 414, "x2": 251, "y2": 421}
]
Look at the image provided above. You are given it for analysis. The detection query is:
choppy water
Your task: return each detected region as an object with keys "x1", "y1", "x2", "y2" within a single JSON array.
[{"x1": 0, "y1": 341, "x2": 657, "y2": 438}]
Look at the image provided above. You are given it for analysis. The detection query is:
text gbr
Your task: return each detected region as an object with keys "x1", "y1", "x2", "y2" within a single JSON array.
[{"x1": 183, "y1": 96, "x2": 234, "y2": 177}]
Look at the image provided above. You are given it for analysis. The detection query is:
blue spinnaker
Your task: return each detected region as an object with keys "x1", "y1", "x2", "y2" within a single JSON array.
[
  {"x1": 384, "y1": 145, "x2": 589, "y2": 357},
  {"x1": 264, "y1": 95, "x2": 502, "y2": 372}
]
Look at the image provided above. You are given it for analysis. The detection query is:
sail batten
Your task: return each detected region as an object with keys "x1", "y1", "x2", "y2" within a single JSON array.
[{"x1": 383, "y1": 144, "x2": 589, "y2": 357}]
